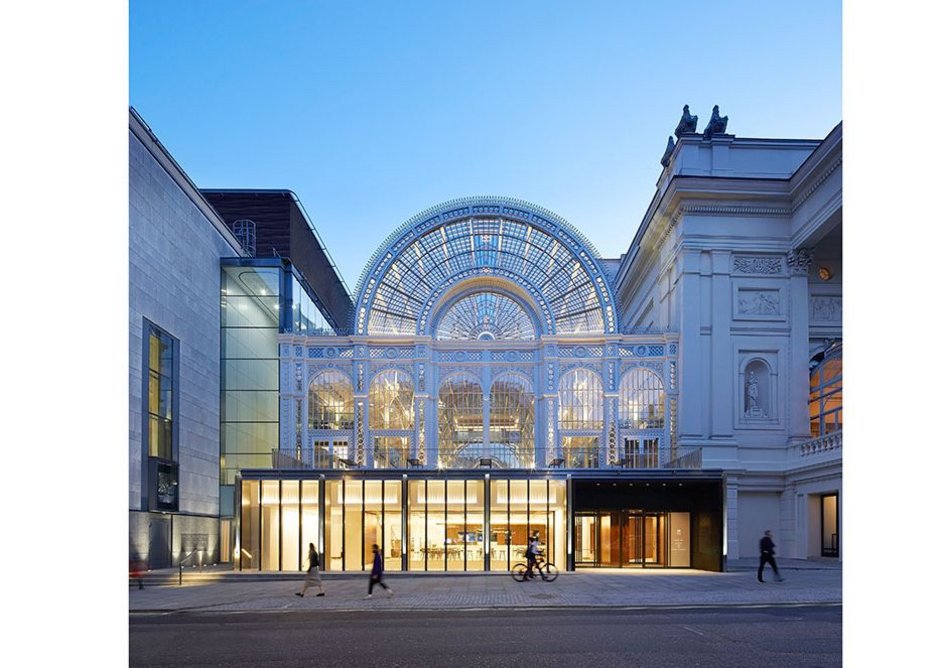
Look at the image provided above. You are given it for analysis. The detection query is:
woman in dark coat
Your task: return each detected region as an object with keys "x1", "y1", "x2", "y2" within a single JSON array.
[
  {"x1": 364, "y1": 543, "x2": 394, "y2": 599},
  {"x1": 296, "y1": 543, "x2": 325, "y2": 597}
]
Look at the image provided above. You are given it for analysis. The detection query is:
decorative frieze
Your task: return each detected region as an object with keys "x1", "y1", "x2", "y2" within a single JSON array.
[
  {"x1": 733, "y1": 256, "x2": 783, "y2": 275},
  {"x1": 619, "y1": 345, "x2": 665, "y2": 358},
  {"x1": 491, "y1": 350, "x2": 535, "y2": 362}
]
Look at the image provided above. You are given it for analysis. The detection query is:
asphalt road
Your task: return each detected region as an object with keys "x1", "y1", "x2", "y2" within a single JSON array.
[{"x1": 130, "y1": 605, "x2": 841, "y2": 667}]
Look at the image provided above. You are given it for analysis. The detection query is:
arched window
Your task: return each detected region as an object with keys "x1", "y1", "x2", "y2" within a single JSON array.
[
  {"x1": 435, "y1": 292, "x2": 537, "y2": 341},
  {"x1": 618, "y1": 368, "x2": 665, "y2": 429},
  {"x1": 438, "y1": 373, "x2": 484, "y2": 468},
  {"x1": 810, "y1": 342, "x2": 842, "y2": 437},
  {"x1": 490, "y1": 373, "x2": 535, "y2": 468},
  {"x1": 369, "y1": 370, "x2": 414, "y2": 430},
  {"x1": 308, "y1": 370, "x2": 354, "y2": 430},
  {"x1": 558, "y1": 368, "x2": 603, "y2": 468}
]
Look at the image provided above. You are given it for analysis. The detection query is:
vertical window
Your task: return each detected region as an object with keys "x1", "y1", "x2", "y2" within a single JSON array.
[
  {"x1": 438, "y1": 373, "x2": 484, "y2": 468},
  {"x1": 558, "y1": 369, "x2": 603, "y2": 468},
  {"x1": 618, "y1": 368, "x2": 665, "y2": 468},
  {"x1": 370, "y1": 370, "x2": 414, "y2": 430},
  {"x1": 558, "y1": 369, "x2": 603, "y2": 430},
  {"x1": 490, "y1": 373, "x2": 535, "y2": 468},
  {"x1": 809, "y1": 343, "x2": 843, "y2": 437},
  {"x1": 147, "y1": 325, "x2": 176, "y2": 460},
  {"x1": 370, "y1": 370, "x2": 414, "y2": 468}
]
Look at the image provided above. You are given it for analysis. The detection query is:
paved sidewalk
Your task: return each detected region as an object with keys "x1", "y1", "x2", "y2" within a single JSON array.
[{"x1": 129, "y1": 559, "x2": 841, "y2": 614}]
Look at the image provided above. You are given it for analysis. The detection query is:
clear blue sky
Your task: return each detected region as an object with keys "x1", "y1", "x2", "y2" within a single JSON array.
[{"x1": 130, "y1": 0, "x2": 841, "y2": 292}]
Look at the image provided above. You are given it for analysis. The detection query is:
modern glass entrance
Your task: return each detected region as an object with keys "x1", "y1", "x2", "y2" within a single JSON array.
[{"x1": 574, "y1": 510, "x2": 686, "y2": 567}]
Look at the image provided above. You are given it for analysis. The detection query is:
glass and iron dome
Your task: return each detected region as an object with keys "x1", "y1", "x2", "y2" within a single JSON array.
[{"x1": 355, "y1": 197, "x2": 617, "y2": 337}]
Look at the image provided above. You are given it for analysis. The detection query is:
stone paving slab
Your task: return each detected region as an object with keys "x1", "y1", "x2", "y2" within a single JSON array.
[{"x1": 129, "y1": 564, "x2": 841, "y2": 614}]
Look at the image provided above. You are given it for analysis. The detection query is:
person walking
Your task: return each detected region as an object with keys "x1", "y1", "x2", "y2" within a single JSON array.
[
  {"x1": 364, "y1": 543, "x2": 393, "y2": 599},
  {"x1": 758, "y1": 530, "x2": 784, "y2": 583},
  {"x1": 295, "y1": 542, "x2": 325, "y2": 597}
]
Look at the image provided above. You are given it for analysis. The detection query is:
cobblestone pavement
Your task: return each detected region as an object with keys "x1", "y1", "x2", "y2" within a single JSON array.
[{"x1": 129, "y1": 559, "x2": 841, "y2": 614}]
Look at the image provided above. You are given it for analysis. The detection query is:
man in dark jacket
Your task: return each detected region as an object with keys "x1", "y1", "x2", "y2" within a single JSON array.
[
  {"x1": 364, "y1": 543, "x2": 394, "y2": 599},
  {"x1": 758, "y1": 530, "x2": 784, "y2": 583}
]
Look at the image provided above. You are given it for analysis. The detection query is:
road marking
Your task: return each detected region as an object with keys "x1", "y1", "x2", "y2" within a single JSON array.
[{"x1": 682, "y1": 625, "x2": 705, "y2": 636}]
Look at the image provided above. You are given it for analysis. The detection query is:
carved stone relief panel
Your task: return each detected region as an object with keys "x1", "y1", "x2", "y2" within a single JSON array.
[
  {"x1": 810, "y1": 295, "x2": 842, "y2": 323},
  {"x1": 732, "y1": 280, "x2": 787, "y2": 322},
  {"x1": 737, "y1": 289, "x2": 780, "y2": 316}
]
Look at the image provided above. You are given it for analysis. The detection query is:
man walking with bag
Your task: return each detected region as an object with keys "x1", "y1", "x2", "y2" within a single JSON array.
[{"x1": 758, "y1": 530, "x2": 784, "y2": 583}]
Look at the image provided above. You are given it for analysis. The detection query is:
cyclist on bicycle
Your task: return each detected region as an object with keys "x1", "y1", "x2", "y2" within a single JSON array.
[{"x1": 523, "y1": 534, "x2": 542, "y2": 581}]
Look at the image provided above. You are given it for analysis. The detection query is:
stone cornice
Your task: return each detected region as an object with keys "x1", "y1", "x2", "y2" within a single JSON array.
[
  {"x1": 680, "y1": 204, "x2": 792, "y2": 217},
  {"x1": 791, "y1": 155, "x2": 842, "y2": 213}
]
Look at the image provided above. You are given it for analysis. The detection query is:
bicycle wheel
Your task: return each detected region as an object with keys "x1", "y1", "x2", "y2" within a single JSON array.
[
  {"x1": 540, "y1": 562, "x2": 559, "y2": 582},
  {"x1": 511, "y1": 563, "x2": 528, "y2": 582}
]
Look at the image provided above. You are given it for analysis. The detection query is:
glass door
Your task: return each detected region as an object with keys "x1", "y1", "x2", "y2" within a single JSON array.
[
  {"x1": 821, "y1": 494, "x2": 839, "y2": 557},
  {"x1": 599, "y1": 512, "x2": 621, "y2": 567},
  {"x1": 574, "y1": 513, "x2": 597, "y2": 566}
]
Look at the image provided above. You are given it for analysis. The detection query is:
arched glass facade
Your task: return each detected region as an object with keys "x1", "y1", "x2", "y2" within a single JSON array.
[{"x1": 259, "y1": 196, "x2": 712, "y2": 575}]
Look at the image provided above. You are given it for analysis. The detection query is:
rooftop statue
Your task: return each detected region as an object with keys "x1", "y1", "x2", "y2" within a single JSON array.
[
  {"x1": 703, "y1": 105, "x2": 729, "y2": 138},
  {"x1": 660, "y1": 136, "x2": 676, "y2": 167},
  {"x1": 674, "y1": 104, "x2": 698, "y2": 136}
]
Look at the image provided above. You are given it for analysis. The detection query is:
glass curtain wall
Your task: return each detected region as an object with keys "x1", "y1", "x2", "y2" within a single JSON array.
[
  {"x1": 239, "y1": 480, "x2": 321, "y2": 572},
  {"x1": 290, "y1": 275, "x2": 335, "y2": 336},
  {"x1": 244, "y1": 477, "x2": 566, "y2": 572},
  {"x1": 221, "y1": 265, "x2": 281, "y2": 515},
  {"x1": 558, "y1": 369, "x2": 603, "y2": 468}
]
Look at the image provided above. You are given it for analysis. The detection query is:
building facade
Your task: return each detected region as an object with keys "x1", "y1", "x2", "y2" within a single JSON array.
[{"x1": 129, "y1": 109, "x2": 842, "y2": 574}]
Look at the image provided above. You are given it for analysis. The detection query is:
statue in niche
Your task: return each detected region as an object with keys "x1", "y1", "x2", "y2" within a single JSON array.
[
  {"x1": 703, "y1": 105, "x2": 729, "y2": 138},
  {"x1": 745, "y1": 371, "x2": 765, "y2": 418},
  {"x1": 660, "y1": 136, "x2": 676, "y2": 167},
  {"x1": 674, "y1": 104, "x2": 698, "y2": 136}
]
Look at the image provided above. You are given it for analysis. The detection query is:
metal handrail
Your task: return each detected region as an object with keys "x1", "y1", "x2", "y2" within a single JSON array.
[{"x1": 178, "y1": 549, "x2": 204, "y2": 585}]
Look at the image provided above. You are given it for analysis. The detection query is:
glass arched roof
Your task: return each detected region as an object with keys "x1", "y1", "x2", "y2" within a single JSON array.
[
  {"x1": 435, "y1": 292, "x2": 536, "y2": 341},
  {"x1": 355, "y1": 197, "x2": 617, "y2": 336}
]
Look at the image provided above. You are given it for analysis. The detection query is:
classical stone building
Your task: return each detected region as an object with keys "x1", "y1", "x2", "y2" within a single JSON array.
[{"x1": 129, "y1": 108, "x2": 842, "y2": 573}]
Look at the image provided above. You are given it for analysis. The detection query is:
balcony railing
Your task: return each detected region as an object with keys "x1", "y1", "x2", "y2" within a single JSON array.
[
  {"x1": 795, "y1": 430, "x2": 843, "y2": 458},
  {"x1": 271, "y1": 449, "x2": 355, "y2": 470},
  {"x1": 263, "y1": 446, "x2": 705, "y2": 471}
]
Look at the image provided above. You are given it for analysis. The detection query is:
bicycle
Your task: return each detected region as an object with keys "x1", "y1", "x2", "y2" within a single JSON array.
[{"x1": 511, "y1": 555, "x2": 559, "y2": 582}]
